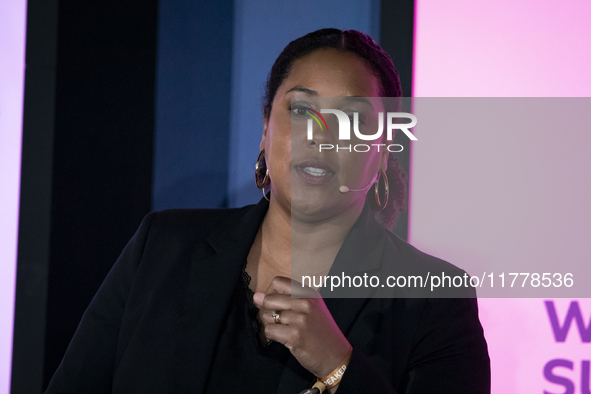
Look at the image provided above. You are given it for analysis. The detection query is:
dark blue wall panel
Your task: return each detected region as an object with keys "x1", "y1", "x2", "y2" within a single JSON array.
[
  {"x1": 153, "y1": 0, "x2": 234, "y2": 210},
  {"x1": 153, "y1": 0, "x2": 382, "y2": 211}
]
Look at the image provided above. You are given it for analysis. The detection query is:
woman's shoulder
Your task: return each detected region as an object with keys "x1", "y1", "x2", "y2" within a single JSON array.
[
  {"x1": 150, "y1": 205, "x2": 252, "y2": 226},
  {"x1": 384, "y1": 230, "x2": 468, "y2": 276},
  {"x1": 142, "y1": 204, "x2": 258, "y2": 240},
  {"x1": 378, "y1": 230, "x2": 476, "y2": 298}
]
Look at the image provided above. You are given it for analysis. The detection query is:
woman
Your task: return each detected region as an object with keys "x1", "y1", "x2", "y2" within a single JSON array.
[{"x1": 45, "y1": 28, "x2": 490, "y2": 393}]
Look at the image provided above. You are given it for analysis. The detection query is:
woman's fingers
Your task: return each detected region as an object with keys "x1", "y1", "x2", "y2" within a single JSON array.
[
  {"x1": 259, "y1": 308, "x2": 305, "y2": 326},
  {"x1": 257, "y1": 292, "x2": 310, "y2": 313},
  {"x1": 263, "y1": 321, "x2": 300, "y2": 350},
  {"x1": 265, "y1": 276, "x2": 319, "y2": 298},
  {"x1": 252, "y1": 276, "x2": 351, "y2": 378},
  {"x1": 259, "y1": 309, "x2": 313, "y2": 353},
  {"x1": 253, "y1": 276, "x2": 319, "y2": 313},
  {"x1": 264, "y1": 276, "x2": 292, "y2": 294}
]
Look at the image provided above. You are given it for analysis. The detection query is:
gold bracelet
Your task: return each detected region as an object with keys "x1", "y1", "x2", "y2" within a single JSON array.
[{"x1": 317, "y1": 346, "x2": 353, "y2": 390}]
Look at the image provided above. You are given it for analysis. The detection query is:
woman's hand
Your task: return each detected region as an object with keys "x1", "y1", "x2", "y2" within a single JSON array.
[{"x1": 253, "y1": 276, "x2": 352, "y2": 381}]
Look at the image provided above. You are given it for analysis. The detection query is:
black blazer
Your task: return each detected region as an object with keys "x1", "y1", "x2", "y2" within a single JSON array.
[{"x1": 45, "y1": 198, "x2": 490, "y2": 393}]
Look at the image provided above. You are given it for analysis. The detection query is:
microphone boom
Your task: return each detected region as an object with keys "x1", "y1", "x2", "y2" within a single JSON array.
[{"x1": 339, "y1": 173, "x2": 378, "y2": 194}]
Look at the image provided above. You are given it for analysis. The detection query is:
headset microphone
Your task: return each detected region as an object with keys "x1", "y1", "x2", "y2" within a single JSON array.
[{"x1": 339, "y1": 173, "x2": 377, "y2": 194}]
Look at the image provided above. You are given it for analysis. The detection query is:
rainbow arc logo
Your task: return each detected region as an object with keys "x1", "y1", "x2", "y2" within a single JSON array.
[{"x1": 303, "y1": 107, "x2": 328, "y2": 132}]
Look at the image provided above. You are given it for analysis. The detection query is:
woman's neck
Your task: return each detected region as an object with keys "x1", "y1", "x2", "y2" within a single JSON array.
[{"x1": 258, "y1": 198, "x2": 364, "y2": 281}]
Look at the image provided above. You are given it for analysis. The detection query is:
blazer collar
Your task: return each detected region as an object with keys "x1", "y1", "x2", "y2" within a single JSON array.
[
  {"x1": 206, "y1": 196, "x2": 270, "y2": 255},
  {"x1": 206, "y1": 197, "x2": 388, "y2": 275},
  {"x1": 330, "y1": 201, "x2": 388, "y2": 276}
]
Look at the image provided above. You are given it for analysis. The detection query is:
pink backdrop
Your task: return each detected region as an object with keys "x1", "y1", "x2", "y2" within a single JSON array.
[
  {"x1": 0, "y1": 0, "x2": 27, "y2": 392},
  {"x1": 413, "y1": 0, "x2": 591, "y2": 392}
]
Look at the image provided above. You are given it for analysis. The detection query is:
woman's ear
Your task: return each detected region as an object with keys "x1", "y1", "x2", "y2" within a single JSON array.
[{"x1": 260, "y1": 113, "x2": 269, "y2": 151}]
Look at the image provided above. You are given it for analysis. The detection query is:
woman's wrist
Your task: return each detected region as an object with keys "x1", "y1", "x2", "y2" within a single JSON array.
[
  {"x1": 317, "y1": 346, "x2": 353, "y2": 390},
  {"x1": 318, "y1": 342, "x2": 352, "y2": 378}
]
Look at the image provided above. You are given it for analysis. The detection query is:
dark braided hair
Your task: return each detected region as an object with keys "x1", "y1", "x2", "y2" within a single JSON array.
[{"x1": 263, "y1": 28, "x2": 408, "y2": 230}]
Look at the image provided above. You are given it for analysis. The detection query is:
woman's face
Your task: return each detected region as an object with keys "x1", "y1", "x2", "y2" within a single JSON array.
[{"x1": 262, "y1": 48, "x2": 387, "y2": 221}]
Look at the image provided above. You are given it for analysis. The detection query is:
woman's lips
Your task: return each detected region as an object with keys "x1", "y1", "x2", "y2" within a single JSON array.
[
  {"x1": 302, "y1": 167, "x2": 328, "y2": 176},
  {"x1": 294, "y1": 159, "x2": 336, "y2": 185}
]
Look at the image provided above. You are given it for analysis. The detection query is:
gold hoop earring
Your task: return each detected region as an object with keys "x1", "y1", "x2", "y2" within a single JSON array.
[
  {"x1": 255, "y1": 149, "x2": 270, "y2": 201},
  {"x1": 374, "y1": 169, "x2": 389, "y2": 210}
]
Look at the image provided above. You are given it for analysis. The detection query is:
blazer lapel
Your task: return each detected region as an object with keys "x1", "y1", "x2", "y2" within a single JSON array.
[{"x1": 169, "y1": 198, "x2": 269, "y2": 393}]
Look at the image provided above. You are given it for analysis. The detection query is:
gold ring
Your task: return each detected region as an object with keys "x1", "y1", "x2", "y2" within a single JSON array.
[{"x1": 271, "y1": 310, "x2": 281, "y2": 324}]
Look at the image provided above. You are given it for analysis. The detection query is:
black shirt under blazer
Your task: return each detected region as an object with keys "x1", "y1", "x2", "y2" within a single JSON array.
[{"x1": 45, "y1": 198, "x2": 491, "y2": 393}]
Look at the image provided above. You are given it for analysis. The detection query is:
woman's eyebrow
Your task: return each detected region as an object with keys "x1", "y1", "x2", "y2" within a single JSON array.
[
  {"x1": 285, "y1": 88, "x2": 374, "y2": 108},
  {"x1": 341, "y1": 96, "x2": 374, "y2": 109},
  {"x1": 285, "y1": 86, "x2": 318, "y2": 96}
]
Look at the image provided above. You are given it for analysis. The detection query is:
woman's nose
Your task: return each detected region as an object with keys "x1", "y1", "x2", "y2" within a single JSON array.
[{"x1": 307, "y1": 117, "x2": 338, "y2": 148}]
